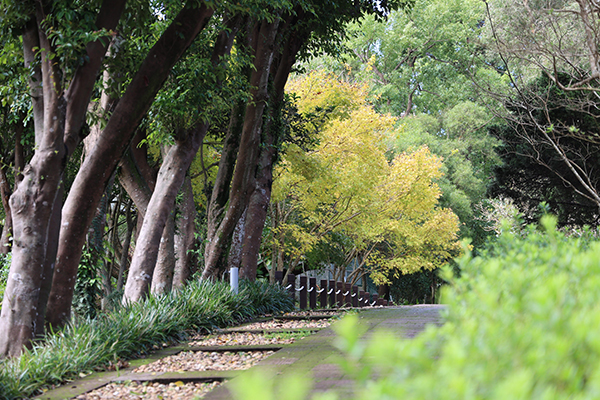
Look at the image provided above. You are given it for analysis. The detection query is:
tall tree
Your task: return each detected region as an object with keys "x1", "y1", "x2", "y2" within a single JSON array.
[
  {"x1": 0, "y1": 0, "x2": 215, "y2": 356},
  {"x1": 0, "y1": 0, "x2": 127, "y2": 357},
  {"x1": 202, "y1": 0, "x2": 409, "y2": 280},
  {"x1": 484, "y1": 0, "x2": 600, "y2": 222}
]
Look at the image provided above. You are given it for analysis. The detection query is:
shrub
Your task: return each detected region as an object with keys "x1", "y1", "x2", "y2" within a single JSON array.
[
  {"x1": 334, "y1": 216, "x2": 600, "y2": 399},
  {"x1": 234, "y1": 216, "x2": 600, "y2": 399}
]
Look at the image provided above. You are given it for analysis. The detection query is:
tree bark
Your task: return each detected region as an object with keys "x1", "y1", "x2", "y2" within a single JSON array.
[
  {"x1": 151, "y1": 207, "x2": 175, "y2": 295},
  {"x1": 0, "y1": 3, "x2": 67, "y2": 356},
  {"x1": 46, "y1": 3, "x2": 214, "y2": 326},
  {"x1": 0, "y1": 166, "x2": 13, "y2": 254},
  {"x1": 116, "y1": 199, "x2": 135, "y2": 293},
  {"x1": 239, "y1": 23, "x2": 308, "y2": 281},
  {"x1": 173, "y1": 175, "x2": 196, "y2": 289},
  {"x1": 123, "y1": 132, "x2": 206, "y2": 302},
  {"x1": 202, "y1": 17, "x2": 281, "y2": 280},
  {"x1": 0, "y1": 0, "x2": 128, "y2": 355}
]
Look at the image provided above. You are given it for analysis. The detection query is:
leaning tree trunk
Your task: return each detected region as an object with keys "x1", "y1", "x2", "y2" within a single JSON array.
[
  {"x1": 122, "y1": 16, "x2": 241, "y2": 302},
  {"x1": 0, "y1": 6, "x2": 67, "y2": 356},
  {"x1": 123, "y1": 131, "x2": 207, "y2": 302},
  {"x1": 0, "y1": 0, "x2": 127, "y2": 355},
  {"x1": 46, "y1": 3, "x2": 214, "y2": 327},
  {"x1": 201, "y1": 17, "x2": 281, "y2": 279}
]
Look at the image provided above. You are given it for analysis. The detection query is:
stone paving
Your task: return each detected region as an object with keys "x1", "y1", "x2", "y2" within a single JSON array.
[
  {"x1": 35, "y1": 305, "x2": 444, "y2": 400},
  {"x1": 204, "y1": 305, "x2": 445, "y2": 399}
]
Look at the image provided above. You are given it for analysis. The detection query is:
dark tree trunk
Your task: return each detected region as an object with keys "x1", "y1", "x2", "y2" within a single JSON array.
[
  {"x1": 173, "y1": 175, "x2": 196, "y2": 289},
  {"x1": 202, "y1": 18, "x2": 281, "y2": 280},
  {"x1": 239, "y1": 23, "x2": 308, "y2": 281},
  {"x1": 204, "y1": 100, "x2": 245, "y2": 270},
  {"x1": 118, "y1": 130, "x2": 157, "y2": 219},
  {"x1": 116, "y1": 199, "x2": 135, "y2": 293},
  {"x1": 0, "y1": 166, "x2": 13, "y2": 254},
  {"x1": 46, "y1": 3, "x2": 214, "y2": 326}
]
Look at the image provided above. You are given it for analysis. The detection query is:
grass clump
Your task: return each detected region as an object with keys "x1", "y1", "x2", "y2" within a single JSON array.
[{"x1": 0, "y1": 280, "x2": 293, "y2": 400}]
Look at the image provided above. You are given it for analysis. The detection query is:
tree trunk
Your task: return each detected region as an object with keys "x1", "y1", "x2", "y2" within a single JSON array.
[
  {"x1": 46, "y1": 3, "x2": 214, "y2": 326},
  {"x1": 239, "y1": 23, "x2": 307, "y2": 281},
  {"x1": 229, "y1": 208, "x2": 246, "y2": 271},
  {"x1": 0, "y1": 0, "x2": 127, "y2": 356},
  {"x1": 123, "y1": 132, "x2": 206, "y2": 302},
  {"x1": 173, "y1": 175, "x2": 195, "y2": 289},
  {"x1": 0, "y1": 166, "x2": 13, "y2": 254},
  {"x1": 202, "y1": 18, "x2": 281, "y2": 280},
  {"x1": 122, "y1": 15, "x2": 241, "y2": 302},
  {"x1": 151, "y1": 208, "x2": 175, "y2": 295},
  {"x1": 116, "y1": 199, "x2": 135, "y2": 293},
  {"x1": 0, "y1": 4, "x2": 67, "y2": 356}
]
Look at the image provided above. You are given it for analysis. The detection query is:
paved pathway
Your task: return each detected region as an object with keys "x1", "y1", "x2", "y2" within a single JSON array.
[
  {"x1": 205, "y1": 305, "x2": 445, "y2": 399},
  {"x1": 36, "y1": 305, "x2": 444, "y2": 400}
]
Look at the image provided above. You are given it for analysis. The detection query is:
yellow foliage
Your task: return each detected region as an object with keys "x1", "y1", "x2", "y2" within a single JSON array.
[{"x1": 274, "y1": 72, "x2": 461, "y2": 282}]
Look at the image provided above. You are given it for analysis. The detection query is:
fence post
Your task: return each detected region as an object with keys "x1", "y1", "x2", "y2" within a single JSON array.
[
  {"x1": 371, "y1": 293, "x2": 379, "y2": 306},
  {"x1": 329, "y1": 280, "x2": 336, "y2": 308},
  {"x1": 320, "y1": 279, "x2": 328, "y2": 308},
  {"x1": 299, "y1": 276, "x2": 307, "y2": 310},
  {"x1": 358, "y1": 290, "x2": 366, "y2": 308},
  {"x1": 274, "y1": 271, "x2": 284, "y2": 285},
  {"x1": 336, "y1": 282, "x2": 344, "y2": 308},
  {"x1": 309, "y1": 277, "x2": 317, "y2": 309},
  {"x1": 287, "y1": 274, "x2": 296, "y2": 302},
  {"x1": 343, "y1": 283, "x2": 352, "y2": 307},
  {"x1": 351, "y1": 285, "x2": 358, "y2": 308}
]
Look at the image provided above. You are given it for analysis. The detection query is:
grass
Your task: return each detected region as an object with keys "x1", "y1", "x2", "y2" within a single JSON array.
[
  {"x1": 0, "y1": 280, "x2": 294, "y2": 400},
  {"x1": 263, "y1": 330, "x2": 314, "y2": 341}
]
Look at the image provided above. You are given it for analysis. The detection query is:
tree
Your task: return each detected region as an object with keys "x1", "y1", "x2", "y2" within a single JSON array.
[
  {"x1": 390, "y1": 102, "x2": 502, "y2": 246},
  {"x1": 0, "y1": 0, "x2": 214, "y2": 357},
  {"x1": 483, "y1": 0, "x2": 600, "y2": 224},
  {"x1": 271, "y1": 71, "x2": 461, "y2": 285},
  {"x1": 200, "y1": 0, "x2": 409, "y2": 281},
  {"x1": 306, "y1": 0, "x2": 489, "y2": 116}
]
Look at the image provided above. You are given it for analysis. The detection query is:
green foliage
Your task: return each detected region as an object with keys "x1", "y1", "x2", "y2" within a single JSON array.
[
  {"x1": 390, "y1": 104, "x2": 503, "y2": 246},
  {"x1": 234, "y1": 216, "x2": 600, "y2": 400},
  {"x1": 0, "y1": 253, "x2": 10, "y2": 312},
  {"x1": 71, "y1": 245, "x2": 102, "y2": 320},
  {"x1": 0, "y1": 281, "x2": 294, "y2": 400}
]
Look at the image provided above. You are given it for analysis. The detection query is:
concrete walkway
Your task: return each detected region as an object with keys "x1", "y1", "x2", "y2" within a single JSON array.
[
  {"x1": 36, "y1": 305, "x2": 445, "y2": 400},
  {"x1": 205, "y1": 305, "x2": 445, "y2": 399}
]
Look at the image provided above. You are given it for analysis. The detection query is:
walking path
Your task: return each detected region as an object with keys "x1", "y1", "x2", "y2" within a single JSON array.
[
  {"x1": 205, "y1": 305, "x2": 445, "y2": 399},
  {"x1": 37, "y1": 305, "x2": 445, "y2": 400}
]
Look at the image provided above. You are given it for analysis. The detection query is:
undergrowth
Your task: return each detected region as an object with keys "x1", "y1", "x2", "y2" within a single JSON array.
[
  {"x1": 233, "y1": 216, "x2": 600, "y2": 399},
  {"x1": 0, "y1": 280, "x2": 294, "y2": 400}
]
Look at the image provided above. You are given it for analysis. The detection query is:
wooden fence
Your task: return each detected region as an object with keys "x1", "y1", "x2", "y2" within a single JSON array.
[{"x1": 273, "y1": 271, "x2": 390, "y2": 309}]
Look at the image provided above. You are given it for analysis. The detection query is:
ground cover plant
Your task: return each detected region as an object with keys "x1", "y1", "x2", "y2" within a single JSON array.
[
  {"x1": 0, "y1": 281, "x2": 293, "y2": 400},
  {"x1": 233, "y1": 216, "x2": 600, "y2": 399}
]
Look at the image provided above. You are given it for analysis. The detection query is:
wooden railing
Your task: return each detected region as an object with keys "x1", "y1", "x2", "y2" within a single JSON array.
[{"x1": 273, "y1": 271, "x2": 391, "y2": 309}]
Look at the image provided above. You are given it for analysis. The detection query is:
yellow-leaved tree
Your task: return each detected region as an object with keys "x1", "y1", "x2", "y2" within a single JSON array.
[{"x1": 270, "y1": 71, "x2": 461, "y2": 285}]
